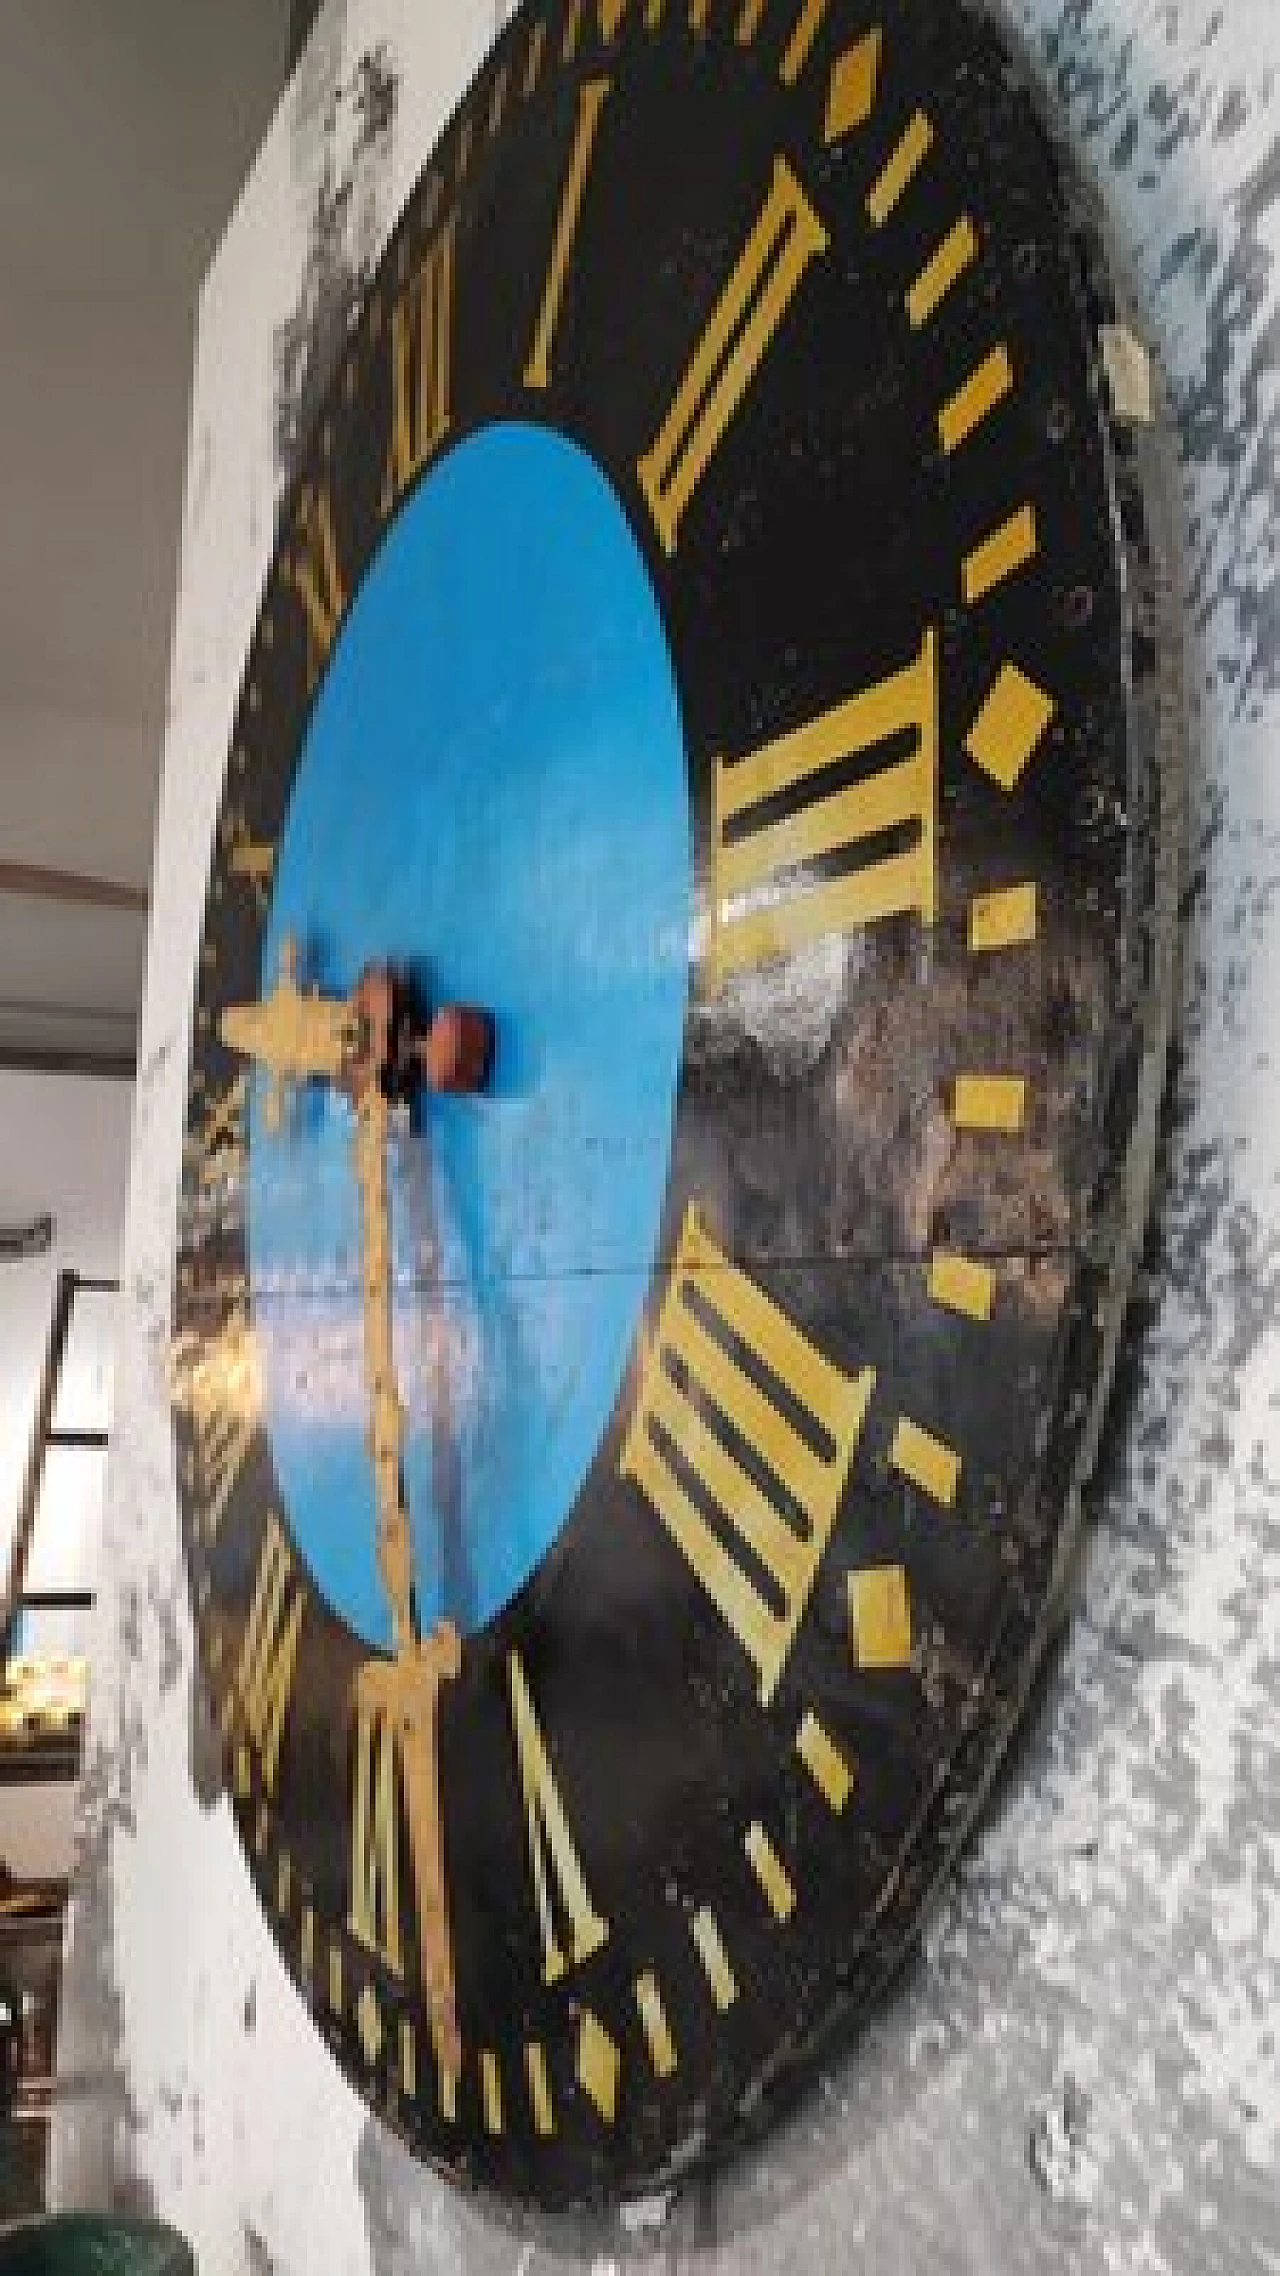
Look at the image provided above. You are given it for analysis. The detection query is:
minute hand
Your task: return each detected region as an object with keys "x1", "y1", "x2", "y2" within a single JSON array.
[
  {"x1": 352, "y1": 1084, "x2": 413, "y2": 1650},
  {"x1": 351, "y1": 1079, "x2": 463, "y2": 2073}
]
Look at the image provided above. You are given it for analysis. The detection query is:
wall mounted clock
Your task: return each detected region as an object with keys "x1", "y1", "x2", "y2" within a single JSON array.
[{"x1": 171, "y1": 0, "x2": 1180, "y2": 2212}]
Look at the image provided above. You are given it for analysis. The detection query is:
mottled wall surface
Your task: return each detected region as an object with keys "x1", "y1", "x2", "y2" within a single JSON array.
[{"x1": 53, "y1": 0, "x2": 1280, "y2": 2270}]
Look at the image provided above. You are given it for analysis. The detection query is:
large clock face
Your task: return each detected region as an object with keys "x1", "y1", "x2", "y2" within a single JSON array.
[{"x1": 172, "y1": 0, "x2": 1177, "y2": 2213}]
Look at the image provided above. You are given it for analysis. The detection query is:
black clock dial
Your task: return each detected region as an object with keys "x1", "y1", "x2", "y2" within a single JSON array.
[{"x1": 172, "y1": 0, "x2": 1178, "y2": 2211}]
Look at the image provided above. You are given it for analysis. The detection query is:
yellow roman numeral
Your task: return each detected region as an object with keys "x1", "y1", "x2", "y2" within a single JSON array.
[
  {"x1": 349, "y1": 1701, "x2": 403, "y2": 1978},
  {"x1": 638, "y1": 155, "x2": 827, "y2": 554},
  {"x1": 286, "y1": 482, "x2": 346, "y2": 691},
  {"x1": 224, "y1": 819, "x2": 274, "y2": 913},
  {"x1": 381, "y1": 213, "x2": 456, "y2": 518},
  {"x1": 196, "y1": 1332, "x2": 255, "y2": 1540},
  {"x1": 621, "y1": 1206, "x2": 874, "y2": 1703},
  {"x1": 230, "y1": 839, "x2": 274, "y2": 895},
  {"x1": 710, "y1": 625, "x2": 938, "y2": 982},
  {"x1": 184, "y1": 1072, "x2": 247, "y2": 1190},
  {"x1": 508, "y1": 1650, "x2": 608, "y2": 1985},
  {"x1": 237, "y1": 1513, "x2": 304, "y2": 1794},
  {"x1": 524, "y1": 78, "x2": 610, "y2": 391},
  {"x1": 173, "y1": 1299, "x2": 261, "y2": 1544}
]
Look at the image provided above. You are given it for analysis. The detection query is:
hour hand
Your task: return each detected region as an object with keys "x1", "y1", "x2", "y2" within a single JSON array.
[{"x1": 219, "y1": 936, "x2": 360, "y2": 1126}]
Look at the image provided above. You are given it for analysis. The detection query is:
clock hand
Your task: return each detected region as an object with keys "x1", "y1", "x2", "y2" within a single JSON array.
[
  {"x1": 348, "y1": 968, "x2": 493, "y2": 1637},
  {"x1": 218, "y1": 936, "x2": 363, "y2": 1129},
  {"x1": 350, "y1": 1066, "x2": 464, "y2": 2080},
  {"x1": 351, "y1": 1081, "x2": 418, "y2": 1654},
  {"x1": 343, "y1": 972, "x2": 492, "y2": 2083},
  {"x1": 220, "y1": 948, "x2": 489, "y2": 2075},
  {"x1": 219, "y1": 946, "x2": 493, "y2": 1116}
]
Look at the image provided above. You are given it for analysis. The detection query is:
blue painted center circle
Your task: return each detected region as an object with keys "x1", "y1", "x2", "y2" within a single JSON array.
[{"x1": 250, "y1": 423, "x2": 690, "y2": 1649}]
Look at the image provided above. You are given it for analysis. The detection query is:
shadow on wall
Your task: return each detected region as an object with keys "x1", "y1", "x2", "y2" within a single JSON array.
[{"x1": 288, "y1": 0, "x2": 326, "y2": 72}]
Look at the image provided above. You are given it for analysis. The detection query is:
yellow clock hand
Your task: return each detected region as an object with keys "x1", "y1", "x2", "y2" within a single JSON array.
[
  {"x1": 351, "y1": 1079, "x2": 463, "y2": 2081},
  {"x1": 218, "y1": 938, "x2": 363, "y2": 1129},
  {"x1": 220, "y1": 944, "x2": 484, "y2": 2074},
  {"x1": 352, "y1": 1084, "x2": 414, "y2": 1648}
]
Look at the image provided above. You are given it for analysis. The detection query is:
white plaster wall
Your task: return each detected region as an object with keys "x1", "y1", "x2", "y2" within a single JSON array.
[{"x1": 52, "y1": 0, "x2": 1280, "y2": 2270}]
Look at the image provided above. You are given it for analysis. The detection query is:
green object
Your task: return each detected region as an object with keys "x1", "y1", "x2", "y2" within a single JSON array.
[{"x1": 0, "y1": 2217, "x2": 195, "y2": 2276}]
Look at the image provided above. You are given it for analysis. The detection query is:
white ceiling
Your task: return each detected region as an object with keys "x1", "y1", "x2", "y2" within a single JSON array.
[{"x1": 0, "y1": 0, "x2": 293, "y2": 1073}]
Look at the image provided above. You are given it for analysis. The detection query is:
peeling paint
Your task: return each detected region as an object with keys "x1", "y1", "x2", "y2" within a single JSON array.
[{"x1": 273, "y1": 19, "x2": 399, "y2": 486}]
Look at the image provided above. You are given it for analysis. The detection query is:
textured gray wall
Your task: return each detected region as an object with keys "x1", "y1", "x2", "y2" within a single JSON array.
[{"x1": 52, "y1": 1, "x2": 1280, "y2": 2270}]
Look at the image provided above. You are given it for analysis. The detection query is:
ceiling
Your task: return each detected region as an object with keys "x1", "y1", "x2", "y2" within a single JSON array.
[{"x1": 0, "y1": 1, "x2": 295, "y2": 1075}]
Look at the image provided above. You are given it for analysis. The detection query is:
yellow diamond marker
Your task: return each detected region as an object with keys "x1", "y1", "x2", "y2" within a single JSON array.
[
  {"x1": 526, "y1": 2041, "x2": 554, "y2": 2136},
  {"x1": 745, "y1": 1822, "x2": 796, "y2": 1921},
  {"x1": 736, "y1": 0, "x2": 766, "y2": 41},
  {"x1": 866, "y1": 111, "x2": 933, "y2": 226},
  {"x1": 301, "y1": 1906, "x2": 315, "y2": 1977},
  {"x1": 969, "y1": 881, "x2": 1037, "y2": 952},
  {"x1": 965, "y1": 663, "x2": 1056, "y2": 791},
  {"x1": 907, "y1": 215, "x2": 978, "y2": 328},
  {"x1": 481, "y1": 2049, "x2": 503, "y2": 2135},
  {"x1": 645, "y1": 0, "x2": 665, "y2": 23},
  {"x1": 890, "y1": 1416, "x2": 961, "y2": 1508},
  {"x1": 276, "y1": 1852, "x2": 291, "y2": 1916},
  {"x1": 963, "y1": 504, "x2": 1037, "y2": 604},
  {"x1": 849, "y1": 1564, "x2": 913, "y2": 1669},
  {"x1": 577, "y1": 2010, "x2": 621, "y2": 2124},
  {"x1": 939, "y1": 343, "x2": 1014, "y2": 453},
  {"x1": 600, "y1": 0, "x2": 630, "y2": 32},
  {"x1": 328, "y1": 1944, "x2": 343, "y2": 2017},
  {"x1": 953, "y1": 1073, "x2": 1027, "y2": 1133},
  {"x1": 796, "y1": 1712, "x2": 853, "y2": 1811},
  {"x1": 689, "y1": 0, "x2": 711, "y2": 31},
  {"x1": 357, "y1": 1981, "x2": 383, "y2": 2067},
  {"x1": 636, "y1": 1971, "x2": 678, "y2": 2078},
  {"x1": 780, "y1": 0, "x2": 827, "y2": 84},
  {"x1": 928, "y1": 1250, "x2": 995, "y2": 1322},
  {"x1": 691, "y1": 1907, "x2": 738, "y2": 2009},
  {"x1": 823, "y1": 28, "x2": 882, "y2": 142},
  {"x1": 401, "y1": 2019, "x2": 416, "y2": 2098}
]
